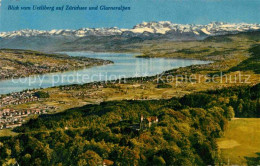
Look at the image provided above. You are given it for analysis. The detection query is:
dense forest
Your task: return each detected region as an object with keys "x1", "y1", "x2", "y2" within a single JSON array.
[{"x1": 0, "y1": 83, "x2": 259, "y2": 166}]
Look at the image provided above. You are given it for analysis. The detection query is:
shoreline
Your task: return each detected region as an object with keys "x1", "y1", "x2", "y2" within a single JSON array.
[
  {"x1": 0, "y1": 52, "x2": 212, "y2": 95},
  {"x1": 0, "y1": 62, "x2": 114, "y2": 82},
  {"x1": 0, "y1": 49, "x2": 114, "y2": 82}
]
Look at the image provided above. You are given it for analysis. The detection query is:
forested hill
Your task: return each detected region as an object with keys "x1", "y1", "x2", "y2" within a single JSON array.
[{"x1": 0, "y1": 84, "x2": 259, "y2": 165}]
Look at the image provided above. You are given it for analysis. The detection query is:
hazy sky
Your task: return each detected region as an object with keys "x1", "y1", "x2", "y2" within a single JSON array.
[{"x1": 0, "y1": 0, "x2": 260, "y2": 32}]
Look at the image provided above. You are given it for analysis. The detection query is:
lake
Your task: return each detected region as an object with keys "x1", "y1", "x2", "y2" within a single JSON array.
[{"x1": 0, "y1": 52, "x2": 211, "y2": 94}]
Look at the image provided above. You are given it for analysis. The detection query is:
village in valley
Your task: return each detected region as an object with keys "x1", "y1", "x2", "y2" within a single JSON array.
[{"x1": 0, "y1": 90, "x2": 56, "y2": 130}]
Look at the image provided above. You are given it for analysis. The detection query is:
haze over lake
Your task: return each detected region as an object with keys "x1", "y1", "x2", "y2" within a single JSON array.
[{"x1": 0, "y1": 52, "x2": 211, "y2": 94}]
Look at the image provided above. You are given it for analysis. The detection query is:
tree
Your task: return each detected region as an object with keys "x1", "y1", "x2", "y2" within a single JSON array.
[
  {"x1": 226, "y1": 106, "x2": 235, "y2": 120},
  {"x1": 159, "y1": 146, "x2": 181, "y2": 165},
  {"x1": 21, "y1": 154, "x2": 31, "y2": 165},
  {"x1": 153, "y1": 156, "x2": 166, "y2": 166},
  {"x1": 237, "y1": 103, "x2": 243, "y2": 115},
  {"x1": 34, "y1": 91, "x2": 50, "y2": 98},
  {"x1": 116, "y1": 147, "x2": 140, "y2": 165},
  {"x1": 78, "y1": 150, "x2": 102, "y2": 166}
]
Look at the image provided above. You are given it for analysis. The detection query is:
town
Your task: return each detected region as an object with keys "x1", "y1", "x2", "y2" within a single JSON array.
[
  {"x1": 0, "y1": 90, "x2": 57, "y2": 130},
  {"x1": 0, "y1": 49, "x2": 113, "y2": 80},
  {"x1": 0, "y1": 108, "x2": 46, "y2": 129},
  {"x1": 0, "y1": 90, "x2": 39, "y2": 107},
  {"x1": 0, "y1": 105, "x2": 57, "y2": 130}
]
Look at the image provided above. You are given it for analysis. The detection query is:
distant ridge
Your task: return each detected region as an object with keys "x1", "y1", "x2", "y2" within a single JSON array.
[
  {"x1": 0, "y1": 21, "x2": 260, "y2": 51},
  {"x1": 1, "y1": 21, "x2": 260, "y2": 38}
]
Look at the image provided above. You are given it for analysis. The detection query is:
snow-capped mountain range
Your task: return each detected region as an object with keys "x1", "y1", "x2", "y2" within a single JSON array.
[{"x1": 1, "y1": 21, "x2": 260, "y2": 38}]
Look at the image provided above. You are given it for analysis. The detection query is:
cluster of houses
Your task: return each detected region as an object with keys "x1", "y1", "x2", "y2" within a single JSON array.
[
  {"x1": 60, "y1": 84, "x2": 104, "y2": 91},
  {"x1": 0, "y1": 90, "x2": 59, "y2": 130},
  {"x1": 140, "y1": 115, "x2": 159, "y2": 129},
  {"x1": 73, "y1": 89, "x2": 106, "y2": 99},
  {"x1": 0, "y1": 106, "x2": 56, "y2": 130},
  {"x1": 129, "y1": 115, "x2": 159, "y2": 131},
  {"x1": 0, "y1": 61, "x2": 71, "y2": 80},
  {"x1": 0, "y1": 91, "x2": 39, "y2": 107}
]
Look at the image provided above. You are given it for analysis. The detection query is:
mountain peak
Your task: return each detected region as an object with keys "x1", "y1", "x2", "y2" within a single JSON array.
[{"x1": 0, "y1": 21, "x2": 260, "y2": 38}]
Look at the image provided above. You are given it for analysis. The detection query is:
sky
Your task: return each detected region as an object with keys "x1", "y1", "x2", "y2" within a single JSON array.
[{"x1": 0, "y1": 0, "x2": 260, "y2": 32}]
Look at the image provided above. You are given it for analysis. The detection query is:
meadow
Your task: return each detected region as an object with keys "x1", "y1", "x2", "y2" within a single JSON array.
[{"x1": 218, "y1": 118, "x2": 260, "y2": 165}]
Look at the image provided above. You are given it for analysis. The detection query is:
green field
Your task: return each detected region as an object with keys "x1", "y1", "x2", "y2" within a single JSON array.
[
  {"x1": 0, "y1": 129, "x2": 18, "y2": 137},
  {"x1": 217, "y1": 118, "x2": 260, "y2": 165}
]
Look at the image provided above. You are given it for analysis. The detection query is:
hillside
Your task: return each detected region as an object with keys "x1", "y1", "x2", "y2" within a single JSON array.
[
  {"x1": 0, "y1": 84, "x2": 259, "y2": 165},
  {"x1": 0, "y1": 49, "x2": 112, "y2": 80}
]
